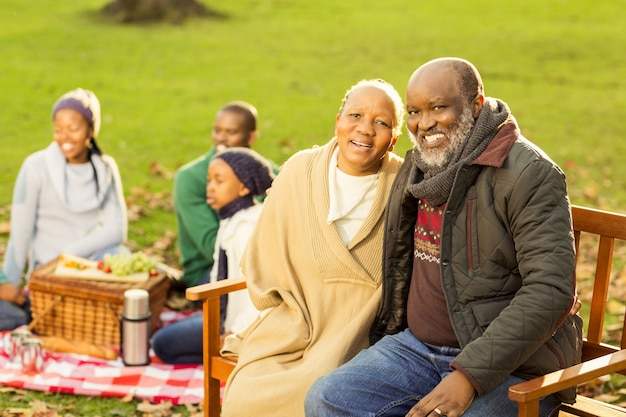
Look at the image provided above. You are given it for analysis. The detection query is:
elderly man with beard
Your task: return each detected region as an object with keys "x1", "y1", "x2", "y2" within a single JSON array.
[{"x1": 305, "y1": 57, "x2": 582, "y2": 417}]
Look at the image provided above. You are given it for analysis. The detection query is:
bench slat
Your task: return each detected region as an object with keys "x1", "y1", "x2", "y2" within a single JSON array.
[{"x1": 511, "y1": 205, "x2": 626, "y2": 417}]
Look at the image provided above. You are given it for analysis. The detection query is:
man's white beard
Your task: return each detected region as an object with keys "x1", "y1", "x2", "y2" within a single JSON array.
[{"x1": 411, "y1": 107, "x2": 475, "y2": 171}]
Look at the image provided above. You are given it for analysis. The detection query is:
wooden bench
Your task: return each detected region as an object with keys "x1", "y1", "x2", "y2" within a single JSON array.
[
  {"x1": 509, "y1": 205, "x2": 626, "y2": 416},
  {"x1": 187, "y1": 205, "x2": 626, "y2": 417}
]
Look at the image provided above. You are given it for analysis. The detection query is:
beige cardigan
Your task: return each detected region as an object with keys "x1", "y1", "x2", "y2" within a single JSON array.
[{"x1": 222, "y1": 139, "x2": 403, "y2": 416}]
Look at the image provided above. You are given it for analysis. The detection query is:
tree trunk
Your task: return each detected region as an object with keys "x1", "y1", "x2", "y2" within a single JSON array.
[{"x1": 102, "y1": 0, "x2": 227, "y2": 24}]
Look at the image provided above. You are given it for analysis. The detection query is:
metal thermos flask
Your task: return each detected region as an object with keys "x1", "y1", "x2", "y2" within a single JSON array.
[{"x1": 120, "y1": 289, "x2": 151, "y2": 366}]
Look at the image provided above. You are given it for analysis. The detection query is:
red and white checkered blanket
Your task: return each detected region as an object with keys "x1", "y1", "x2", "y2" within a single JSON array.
[{"x1": 0, "y1": 310, "x2": 205, "y2": 405}]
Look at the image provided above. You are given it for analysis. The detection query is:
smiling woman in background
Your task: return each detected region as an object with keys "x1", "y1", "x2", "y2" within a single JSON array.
[{"x1": 0, "y1": 88, "x2": 128, "y2": 331}]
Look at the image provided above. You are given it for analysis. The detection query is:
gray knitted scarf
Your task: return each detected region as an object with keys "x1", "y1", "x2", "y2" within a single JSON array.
[{"x1": 407, "y1": 98, "x2": 510, "y2": 206}]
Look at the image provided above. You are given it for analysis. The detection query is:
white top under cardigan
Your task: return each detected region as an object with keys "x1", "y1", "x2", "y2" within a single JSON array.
[
  {"x1": 209, "y1": 203, "x2": 263, "y2": 334},
  {"x1": 327, "y1": 147, "x2": 379, "y2": 245}
]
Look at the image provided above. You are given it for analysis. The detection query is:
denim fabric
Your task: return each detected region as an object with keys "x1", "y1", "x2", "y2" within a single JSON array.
[
  {"x1": 305, "y1": 329, "x2": 561, "y2": 417},
  {"x1": 151, "y1": 312, "x2": 203, "y2": 364},
  {"x1": 0, "y1": 298, "x2": 31, "y2": 331}
]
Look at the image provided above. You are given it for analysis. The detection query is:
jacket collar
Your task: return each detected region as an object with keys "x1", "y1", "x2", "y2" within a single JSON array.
[{"x1": 472, "y1": 117, "x2": 520, "y2": 168}]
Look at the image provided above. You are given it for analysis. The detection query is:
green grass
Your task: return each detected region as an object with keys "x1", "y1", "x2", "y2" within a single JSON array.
[
  {"x1": 1, "y1": 1, "x2": 626, "y2": 217},
  {"x1": 0, "y1": 387, "x2": 202, "y2": 416},
  {"x1": 1, "y1": 0, "x2": 626, "y2": 414}
]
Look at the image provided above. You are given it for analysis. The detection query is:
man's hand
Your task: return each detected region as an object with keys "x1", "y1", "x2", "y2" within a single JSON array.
[
  {"x1": 0, "y1": 282, "x2": 27, "y2": 306},
  {"x1": 570, "y1": 293, "x2": 582, "y2": 316},
  {"x1": 406, "y1": 370, "x2": 475, "y2": 417}
]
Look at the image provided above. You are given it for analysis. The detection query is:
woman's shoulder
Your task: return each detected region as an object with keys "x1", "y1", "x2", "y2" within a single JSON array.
[
  {"x1": 387, "y1": 150, "x2": 404, "y2": 165},
  {"x1": 22, "y1": 148, "x2": 47, "y2": 165},
  {"x1": 98, "y1": 153, "x2": 118, "y2": 167},
  {"x1": 280, "y1": 140, "x2": 333, "y2": 173},
  {"x1": 285, "y1": 145, "x2": 319, "y2": 163},
  {"x1": 382, "y1": 151, "x2": 405, "y2": 174},
  {"x1": 95, "y1": 153, "x2": 123, "y2": 178},
  {"x1": 16, "y1": 149, "x2": 49, "y2": 179}
]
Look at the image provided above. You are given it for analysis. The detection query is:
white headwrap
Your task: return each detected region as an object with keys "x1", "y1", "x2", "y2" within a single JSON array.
[{"x1": 51, "y1": 88, "x2": 101, "y2": 139}]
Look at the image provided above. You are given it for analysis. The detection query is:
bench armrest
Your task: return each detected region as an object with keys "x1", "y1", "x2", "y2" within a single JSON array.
[
  {"x1": 183, "y1": 277, "x2": 247, "y2": 416},
  {"x1": 185, "y1": 277, "x2": 247, "y2": 301},
  {"x1": 508, "y1": 349, "x2": 626, "y2": 416}
]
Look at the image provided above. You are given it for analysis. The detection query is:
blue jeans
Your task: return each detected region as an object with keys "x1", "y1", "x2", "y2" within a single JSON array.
[
  {"x1": 0, "y1": 298, "x2": 31, "y2": 332},
  {"x1": 305, "y1": 329, "x2": 561, "y2": 417},
  {"x1": 151, "y1": 312, "x2": 203, "y2": 364}
]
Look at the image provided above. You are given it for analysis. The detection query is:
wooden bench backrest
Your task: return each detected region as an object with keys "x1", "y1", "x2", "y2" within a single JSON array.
[
  {"x1": 571, "y1": 205, "x2": 626, "y2": 362},
  {"x1": 509, "y1": 206, "x2": 626, "y2": 417}
]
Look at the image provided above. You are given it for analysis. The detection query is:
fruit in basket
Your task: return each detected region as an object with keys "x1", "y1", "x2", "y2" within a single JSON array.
[
  {"x1": 62, "y1": 258, "x2": 81, "y2": 269},
  {"x1": 103, "y1": 252, "x2": 157, "y2": 276}
]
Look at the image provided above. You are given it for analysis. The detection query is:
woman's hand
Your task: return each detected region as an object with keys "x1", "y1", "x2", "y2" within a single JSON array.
[
  {"x1": 220, "y1": 331, "x2": 233, "y2": 350},
  {"x1": 406, "y1": 370, "x2": 475, "y2": 417},
  {"x1": 0, "y1": 282, "x2": 27, "y2": 306}
]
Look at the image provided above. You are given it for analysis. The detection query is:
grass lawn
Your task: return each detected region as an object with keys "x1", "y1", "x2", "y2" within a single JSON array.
[{"x1": 1, "y1": 0, "x2": 625, "y2": 414}]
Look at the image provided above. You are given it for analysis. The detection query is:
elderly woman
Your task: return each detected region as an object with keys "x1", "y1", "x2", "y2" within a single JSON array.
[
  {"x1": 221, "y1": 78, "x2": 405, "y2": 416},
  {"x1": 0, "y1": 88, "x2": 127, "y2": 331}
]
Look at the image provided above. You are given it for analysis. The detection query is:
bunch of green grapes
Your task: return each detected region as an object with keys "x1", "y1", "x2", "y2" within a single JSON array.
[{"x1": 102, "y1": 252, "x2": 157, "y2": 275}]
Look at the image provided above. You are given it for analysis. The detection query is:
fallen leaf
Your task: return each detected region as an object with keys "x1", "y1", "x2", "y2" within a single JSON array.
[
  {"x1": 149, "y1": 161, "x2": 174, "y2": 179},
  {"x1": 583, "y1": 182, "x2": 599, "y2": 201},
  {"x1": 0, "y1": 220, "x2": 10, "y2": 234},
  {"x1": 136, "y1": 400, "x2": 173, "y2": 412},
  {"x1": 607, "y1": 298, "x2": 625, "y2": 315},
  {"x1": 120, "y1": 390, "x2": 135, "y2": 403}
]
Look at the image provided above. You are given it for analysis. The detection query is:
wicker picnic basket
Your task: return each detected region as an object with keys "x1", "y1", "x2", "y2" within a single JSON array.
[{"x1": 28, "y1": 260, "x2": 171, "y2": 347}]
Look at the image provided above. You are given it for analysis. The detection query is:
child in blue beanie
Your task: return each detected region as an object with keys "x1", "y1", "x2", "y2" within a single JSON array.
[{"x1": 152, "y1": 147, "x2": 275, "y2": 364}]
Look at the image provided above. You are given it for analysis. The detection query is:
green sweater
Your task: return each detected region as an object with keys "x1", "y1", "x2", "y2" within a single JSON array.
[{"x1": 174, "y1": 150, "x2": 218, "y2": 287}]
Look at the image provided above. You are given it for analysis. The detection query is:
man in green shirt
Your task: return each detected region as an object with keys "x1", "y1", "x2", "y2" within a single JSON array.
[{"x1": 174, "y1": 101, "x2": 272, "y2": 287}]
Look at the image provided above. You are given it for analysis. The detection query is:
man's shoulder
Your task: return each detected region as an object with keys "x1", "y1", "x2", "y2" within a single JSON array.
[
  {"x1": 175, "y1": 151, "x2": 214, "y2": 183},
  {"x1": 480, "y1": 138, "x2": 564, "y2": 190},
  {"x1": 174, "y1": 152, "x2": 213, "y2": 198},
  {"x1": 177, "y1": 152, "x2": 213, "y2": 174},
  {"x1": 505, "y1": 137, "x2": 560, "y2": 171}
]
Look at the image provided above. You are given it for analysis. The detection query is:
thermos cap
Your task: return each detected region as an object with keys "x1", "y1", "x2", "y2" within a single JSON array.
[{"x1": 123, "y1": 289, "x2": 150, "y2": 319}]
